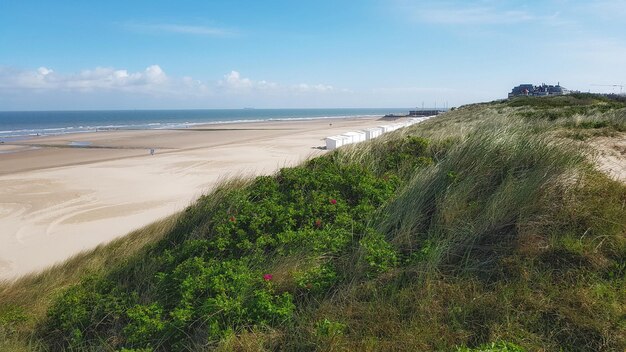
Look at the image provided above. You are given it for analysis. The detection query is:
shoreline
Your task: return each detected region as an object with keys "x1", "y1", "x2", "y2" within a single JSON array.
[
  {"x1": 0, "y1": 109, "x2": 406, "y2": 141},
  {"x1": 0, "y1": 114, "x2": 381, "y2": 151},
  {"x1": 0, "y1": 115, "x2": 405, "y2": 279}
]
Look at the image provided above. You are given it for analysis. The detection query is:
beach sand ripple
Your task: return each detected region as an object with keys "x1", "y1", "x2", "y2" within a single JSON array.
[{"x1": 0, "y1": 117, "x2": 397, "y2": 279}]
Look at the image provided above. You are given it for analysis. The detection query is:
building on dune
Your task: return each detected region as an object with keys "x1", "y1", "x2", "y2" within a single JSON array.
[{"x1": 509, "y1": 83, "x2": 570, "y2": 98}]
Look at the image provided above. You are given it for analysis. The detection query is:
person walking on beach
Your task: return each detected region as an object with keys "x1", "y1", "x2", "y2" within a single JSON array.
[{"x1": 150, "y1": 148, "x2": 155, "y2": 155}]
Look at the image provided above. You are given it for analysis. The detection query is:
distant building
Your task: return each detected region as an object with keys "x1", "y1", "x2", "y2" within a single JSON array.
[{"x1": 508, "y1": 83, "x2": 570, "y2": 98}]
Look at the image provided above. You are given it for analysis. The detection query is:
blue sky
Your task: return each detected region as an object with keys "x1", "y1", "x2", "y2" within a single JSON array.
[{"x1": 1, "y1": 0, "x2": 625, "y2": 110}]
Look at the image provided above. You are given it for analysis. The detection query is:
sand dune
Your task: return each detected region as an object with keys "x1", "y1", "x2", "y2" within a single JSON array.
[{"x1": 0, "y1": 117, "x2": 396, "y2": 279}]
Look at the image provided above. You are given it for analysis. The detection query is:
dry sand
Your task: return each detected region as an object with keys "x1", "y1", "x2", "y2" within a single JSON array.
[
  {"x1": 0, "y1": 117, "x2": 396, "y2": 280},
  {"x1": 590, "y1": 133, "x2": 626, "y2": 183}
]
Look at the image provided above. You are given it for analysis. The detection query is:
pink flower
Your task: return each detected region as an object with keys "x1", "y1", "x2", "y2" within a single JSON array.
[
  {"x1": 329, "y1": 199, "x2": 337, "y2": 205},
  {"x1": 263, "y1": 274, "x2": 273, "y2": 281}
]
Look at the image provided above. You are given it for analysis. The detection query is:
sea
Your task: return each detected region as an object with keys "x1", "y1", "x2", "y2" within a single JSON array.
[{"x1": 0, "y1": 108, "x2": 411, "y2": 141}]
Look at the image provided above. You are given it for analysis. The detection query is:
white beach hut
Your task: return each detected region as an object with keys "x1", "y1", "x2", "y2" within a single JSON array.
[
  {"x1": 325, "y1": 135, "x2": 345, "y2": 150},
  {"x1": 408, "y1": 118, "x2": 420, "y2": 125},
  {"x1": 388, "y1": 123, "x2": 402, "y2": 131},
  {"x1": 398, "y1": 121, "x2": 411, "y2": 128},
  {"x1": 341, "y1": 131, "x2": 366, "y2": 144},
  {"x1": 338, "y1": 134, "x2": 354, "y2": 145},
  {"x1": 378, "y1": 125, "x2": 392, "y2": 133},
  {"x1": 363, "y1": 127, "x2": 382, "y2": 140}
]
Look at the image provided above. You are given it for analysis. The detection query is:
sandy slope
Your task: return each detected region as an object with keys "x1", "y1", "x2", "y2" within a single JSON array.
[
  {"x1": 0, "y1": 117, "x2": 392, "y2": 279},
  {"x1": 590, "y1": 133, "x2": 626, "y2": 183}
]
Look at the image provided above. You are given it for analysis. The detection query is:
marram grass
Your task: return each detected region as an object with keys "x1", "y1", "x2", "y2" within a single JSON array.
[{"x1": 1, "y1": 95, "x2": 625, "y2": 351}]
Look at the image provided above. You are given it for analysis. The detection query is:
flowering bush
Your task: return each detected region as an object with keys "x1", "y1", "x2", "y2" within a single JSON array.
[{"x1": 40, "y1": 137, "x2": 433, "y2": 350}]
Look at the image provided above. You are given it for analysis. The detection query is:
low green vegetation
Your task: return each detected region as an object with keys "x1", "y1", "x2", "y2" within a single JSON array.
[
  {"x1": 1, "y1": 94, "x2": 625, "y2": 351},
  {"x1": 506, "y1": 92, "x2": 626, "y2": 108},
  {"x1": 37, "y1": 152, "x2": 412, "y2": 350},
  {"x1": 456, "y1": 341, "x2": 525, "y2": 352},
  {"x1": 504, "y1": 93, "x2": 626, "y2": 138}
]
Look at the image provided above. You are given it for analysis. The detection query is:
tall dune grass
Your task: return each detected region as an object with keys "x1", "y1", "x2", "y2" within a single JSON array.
[
  {"x1": 379, "y1": 128, "x2": 585, "y2": 275},
  {"x1": 1, "y1": 95, "x2": 625, "y2": 351},
  {"x1": 0, "y1": 215, "x2": 179, "y2": 351}
]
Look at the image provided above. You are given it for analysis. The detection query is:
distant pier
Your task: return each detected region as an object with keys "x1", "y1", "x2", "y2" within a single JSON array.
[{"x1": 383, "y1": 110, "x2": 443, "y2": 119}]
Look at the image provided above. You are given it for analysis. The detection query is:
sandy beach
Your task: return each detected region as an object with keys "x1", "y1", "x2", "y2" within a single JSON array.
[{"x1": 0, "y1": 116, "x2": 398, "y2": 280}]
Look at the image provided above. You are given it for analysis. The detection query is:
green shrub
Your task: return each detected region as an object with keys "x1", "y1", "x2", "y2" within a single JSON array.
[
  {"x1": 294, "y1": 263, "x2": 338, "y2": 295},
  {"x1": 42, "y1": 276, "x2": 135, "y2": 348},
  {"x1": 38, "y1": 139, "x2": 418, "y2": 350},
  {"x1": 359, "y1": 229, "x2": 398, "y2": 275},
  {"x1": 24, "y1": 98, "x2": 626, "y2": 351},
  {"x1": 124, "y1": 304, "x2": 165, "y2": 346},
  {"x1": 456, "y1": 341, "x2": 525, "y2": 352},
  {"x1": 314, "y1": 318, "x2": 347, "y2": 337},
  {"x1": 382, "y1": 136, "x2": 433, "y2": 175},
  {"x1": 0, "y1": 304, "x2": 28, "y2": 342}
]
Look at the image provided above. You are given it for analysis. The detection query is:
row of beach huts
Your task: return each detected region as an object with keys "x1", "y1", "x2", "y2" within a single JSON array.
[{"x1": 325, "y1": 116, "x2": 434, "y2": 150}]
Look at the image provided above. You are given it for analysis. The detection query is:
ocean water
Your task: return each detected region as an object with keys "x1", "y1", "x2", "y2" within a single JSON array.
[{"x1": 0, "y1": 108, "x2": 411, "y2": 141}]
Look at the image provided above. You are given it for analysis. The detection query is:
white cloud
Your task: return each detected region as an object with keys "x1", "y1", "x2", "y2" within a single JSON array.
[
  {"x1": 256, "y1": 80, "x2": 278, "y2": 90},
  {"x1": 144, "y1": 65, "x2": 167, "y2": 84},
  {"x1": 219, "y1": 71, "x2": 254, "y2": 89},
  {"x1": 37, "y1": 67, "x2": 53, "y2": 76},
  {"x1": 0, "y1": 65, "x2": 179, "y2": 93},
  {"x1": 400, "y1": 2, "x2": 562, "y2": 26},
  {"x1": 0, "y1": 67, "x2": 340, "y2": 96},
  {"x1": 0, "y1": 66, "x2": 346, "y2": 109},
  {"x1": 217, "y1": 71, "x2": 333, "y2": 94},
  {"x1": 293, "y1": 83, "x2": 335, "y2": 92},
  {"x1": 420, "y1": 7, "x2": 534, "y2": 25},
  {"x1": 584, "y1": 0, "x2": 626, "y2": 19},
  {"x1": 124, "y1": 23, "x2": 233, "y2": 37}
]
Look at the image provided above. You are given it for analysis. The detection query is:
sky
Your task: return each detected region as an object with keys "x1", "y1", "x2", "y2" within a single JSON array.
[{"x1": 0, "y1": 0, "x2": 625, "y2": 110}]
